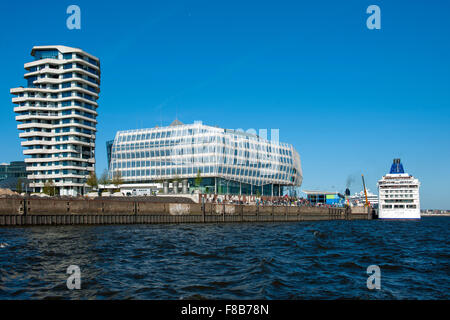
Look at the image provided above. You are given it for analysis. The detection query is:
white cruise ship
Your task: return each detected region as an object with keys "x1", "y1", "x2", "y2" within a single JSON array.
[
  {"x1": 377, "y1": 159, "x2": 420, "y2": 219},
  {"x1": 349, "y1": 189, "x2": 379, "y2": 207}
]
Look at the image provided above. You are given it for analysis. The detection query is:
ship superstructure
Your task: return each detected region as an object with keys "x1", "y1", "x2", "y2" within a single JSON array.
[
  {"x1": 349, "y1": 189, "x2": 379, "y2": 207},
  {"x1": 377, "y1": 159, "x2": 420, "y2": 219}
]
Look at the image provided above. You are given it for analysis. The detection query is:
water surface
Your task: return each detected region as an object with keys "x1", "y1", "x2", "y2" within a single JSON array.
[{"x1": 0, "y1": 217, "x2": 449, "y2": 299}]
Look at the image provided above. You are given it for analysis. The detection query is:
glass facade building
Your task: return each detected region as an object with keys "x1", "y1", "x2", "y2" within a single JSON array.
[
  {"x1": 0, "y1": 161, "x2": 27, "y2": 181},
  {"x1": 11, "y1": 46, "x2": 100, "y2": 196},
  {"x1": 108, "y1": 121, "x2": 302, "y2": 195},
  {"x1": 0, "y1": 161, "x2": 28, "y2": 192},
  {"x1": 106, "y1": 140, "x2": 114, "y2": 169}
]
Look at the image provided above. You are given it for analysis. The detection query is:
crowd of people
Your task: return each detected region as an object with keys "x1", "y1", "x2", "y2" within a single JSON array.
[{"x1": 198, "y1": 193, "x2": 346, "y2": 207}]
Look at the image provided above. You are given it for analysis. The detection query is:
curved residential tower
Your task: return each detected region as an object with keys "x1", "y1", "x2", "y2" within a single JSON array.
[{"x1": 11, "y1": 46, "x2": 100, "y2": 196}]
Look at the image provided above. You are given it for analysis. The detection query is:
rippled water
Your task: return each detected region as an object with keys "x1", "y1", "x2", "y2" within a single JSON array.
[{"x1": 0, "y1": 217, "x2": 449, "y2": 299}]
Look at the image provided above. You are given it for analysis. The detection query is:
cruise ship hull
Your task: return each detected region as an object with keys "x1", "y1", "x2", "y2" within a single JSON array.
[{"x1": 378, "y1": 209, "x2": 420, "y2": 219}]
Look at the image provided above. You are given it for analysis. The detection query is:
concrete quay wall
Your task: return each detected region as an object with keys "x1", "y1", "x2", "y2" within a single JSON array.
[{"x1": 0, "y1": 197, "x2": 372, "y2": 226}]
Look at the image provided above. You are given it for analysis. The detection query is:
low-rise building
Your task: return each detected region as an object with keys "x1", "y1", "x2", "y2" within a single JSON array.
[
  {"x1": 302, "y1": 190, "x2": 345, "y2": 206},
  {"x1": 0, "y1": 161, "x2": 28, "y2": 192}
]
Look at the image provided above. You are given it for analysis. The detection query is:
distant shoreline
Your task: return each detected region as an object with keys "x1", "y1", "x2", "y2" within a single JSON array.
[{"x1": 421, "y1": 214, "x2": 450, "y2": 217}]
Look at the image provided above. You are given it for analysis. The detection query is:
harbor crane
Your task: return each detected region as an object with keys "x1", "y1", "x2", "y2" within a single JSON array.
[{"x1": 361, "y1": 174, "x2": 369, "y2": 207}]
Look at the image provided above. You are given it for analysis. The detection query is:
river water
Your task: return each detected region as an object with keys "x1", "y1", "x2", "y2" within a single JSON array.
[{"x1": 0, "y1": 217, "x2": 449, "y2": 299}]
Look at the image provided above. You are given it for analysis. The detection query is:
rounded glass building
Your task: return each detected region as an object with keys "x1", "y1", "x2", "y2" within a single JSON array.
[{"x1": 108, "y1": 121, "x2": 302, "y2": 195}]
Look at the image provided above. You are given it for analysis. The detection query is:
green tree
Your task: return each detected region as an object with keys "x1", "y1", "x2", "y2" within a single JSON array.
[
  {"x1": 86, "y1": 171, "x2": 98, "y2": 190},
  {"x1": 43, "y1": 179, "x2": 56, "y2": 196},
  {"x1": 256, "y1": 190, "x2": 261, "y2": 198},
  {"x1": 16, "y1": 178, "x2": 23, "y2": 194},
  {"x1": 98, "y1": 169, "x2": 110, "y2": 186},
  {"x1": 195, "y1": 169, "x2": 202, "y2": 189},
  {"x1": 111, "y1": 171, "x2": 123, "y2": 192}
]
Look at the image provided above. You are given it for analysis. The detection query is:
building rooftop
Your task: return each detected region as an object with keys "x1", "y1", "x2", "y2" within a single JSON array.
[
  {"x1": 170, "y1": 119, "x2": 184, "y2": 126},
  {"x1": 302, "y1": 190, "x2": 340, "y2": 195},
  {"x1": 114, "y1": 120, "x2": 290, "y2": 147},
  {"x1": 30, "y1": 45, "x2": 100, "y2": 61}
]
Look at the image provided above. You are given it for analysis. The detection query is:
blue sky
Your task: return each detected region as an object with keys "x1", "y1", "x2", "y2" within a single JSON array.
[{"x1": 0, "y1": 0, "x2": 449, "y2": 208}]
